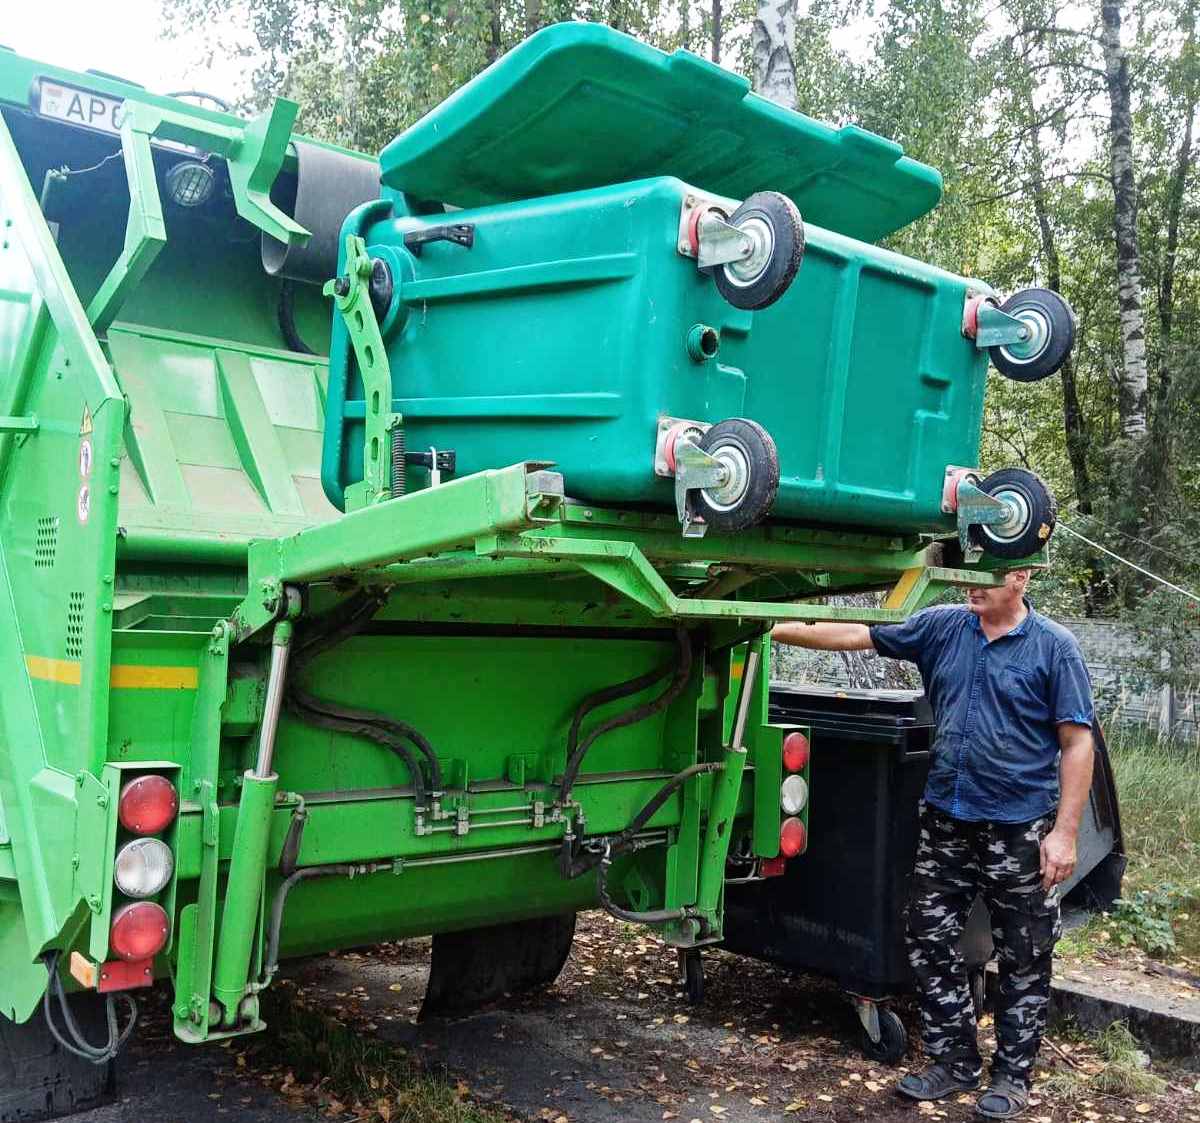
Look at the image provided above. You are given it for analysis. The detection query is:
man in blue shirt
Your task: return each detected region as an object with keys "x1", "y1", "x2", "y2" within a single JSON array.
[{"x1": 774, "y1": 569, "x2": 1095, "y2": 1120}]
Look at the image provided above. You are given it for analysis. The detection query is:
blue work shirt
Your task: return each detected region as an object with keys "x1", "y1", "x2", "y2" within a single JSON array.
[{"x1": 869, "y1": 602, "x2": 1094, "y2": 823}]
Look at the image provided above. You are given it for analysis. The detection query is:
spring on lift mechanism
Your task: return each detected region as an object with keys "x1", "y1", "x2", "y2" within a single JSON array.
[{"x1": 391, "y1": 425, "x2": 405, "y2": 498}]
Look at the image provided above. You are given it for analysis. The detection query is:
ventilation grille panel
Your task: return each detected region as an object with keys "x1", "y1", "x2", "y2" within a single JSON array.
[
  {"x1": 35, "y1": 517, "x2": 58, "y2": 569},
  {"x1": 66, "y1": 592, "x2": 84, "y2": 660}
]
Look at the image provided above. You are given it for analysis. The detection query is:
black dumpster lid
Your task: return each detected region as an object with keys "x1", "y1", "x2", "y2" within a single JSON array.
[{"x1": 769, "y1": 682, "x2": 934, "y2": 731}]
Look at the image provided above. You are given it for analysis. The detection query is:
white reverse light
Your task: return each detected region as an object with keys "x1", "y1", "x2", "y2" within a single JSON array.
[
  {"x1": 114, "y1": 837, "x2": 174, "y2": 899},
  {"x1": 780, "y1": 774, "x2": 809, "y2": 816}
]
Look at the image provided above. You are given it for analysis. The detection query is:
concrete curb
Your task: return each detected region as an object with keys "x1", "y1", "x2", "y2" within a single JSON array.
[{"x1": 1050, "y1": 975, "x2": 1200, "y2": 1070}]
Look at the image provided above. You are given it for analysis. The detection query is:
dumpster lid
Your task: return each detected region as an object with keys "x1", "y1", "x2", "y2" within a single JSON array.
[
  {"x1": 379, "y1": 23, "x2": 943, "y2": 243},
  {"x1": 769, "y1": 682, "x2": 934, "y2": 730}
]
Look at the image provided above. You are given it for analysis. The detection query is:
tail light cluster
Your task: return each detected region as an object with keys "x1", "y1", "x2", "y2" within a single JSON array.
[
  {"x1": 108, "y1": 774, "x2": 177, "y2": 964},
  {"x1": 773, "y1": 730, "x2": 810, "y2": 867}
]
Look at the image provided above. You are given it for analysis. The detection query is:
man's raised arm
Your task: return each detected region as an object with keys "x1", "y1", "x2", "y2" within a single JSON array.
[{"x1": 772, "y1": 622, "x2": 877, "y2": 651}]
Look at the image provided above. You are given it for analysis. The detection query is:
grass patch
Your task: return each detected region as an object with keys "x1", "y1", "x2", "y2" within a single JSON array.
[
  {"x1": 252, "y1": 984, "x2": 511, "y2": 1123},
  {"x1": 1104, "y1": 731, "x2": 1200, "y2": 959},
  {"x1": 1042, "y1": 1021, "x2": 1167, "y2": 1100}
]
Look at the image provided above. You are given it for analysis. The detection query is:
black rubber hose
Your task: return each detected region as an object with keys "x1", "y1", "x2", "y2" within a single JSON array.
[
  {"x1": 42, "y1": 953, "x2": 137, "y2": 1064},
  {"x1": 288, "y1": 591, "x2": 444, "y2": 792},
  {"x1": 558, "y1": 628, "x2": 693, "y2": 807},
  {"x1": 277, "y1": 280, "x2": 314, "y2": 355},
  {"x1": 287, "y1": 687, "x2": 429, "y2": 809},
  {"x1": 563, "y1": 761, "x2": 724, "y2": 880},
  {"x1": 596, "y1": 856, "x2": 690, "y2": 925}
]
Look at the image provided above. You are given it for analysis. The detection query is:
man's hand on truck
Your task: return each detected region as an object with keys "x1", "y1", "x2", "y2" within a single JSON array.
[{"x1": 772, "y1": 622, "x2": 876, "y2": 651}]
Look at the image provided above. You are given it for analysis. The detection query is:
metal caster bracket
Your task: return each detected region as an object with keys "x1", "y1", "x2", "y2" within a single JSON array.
[
  {"x1": 852, "y1": 995, "x2": 881, "y2": 1044},
  {"x1": 654, "y1": 417, "x2": 727, "y2": 539},
  {"x1": 943, "y1": 468, "x2": 1021, "y2": 564},
  {"x1": 963, "y1": 294, "x2": 1036, "y2": 350}
]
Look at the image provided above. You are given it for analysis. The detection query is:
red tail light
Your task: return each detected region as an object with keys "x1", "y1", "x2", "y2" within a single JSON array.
[
  {"x1": 782, "y1": 731, "x2": 809, "y2": 773},
  {"x1": 110, "y1": 901, "x2": 169, "y2": 961},
  {"x1": 118, "y1": 775, "x2": 178, "y2": 835},
  {"x1": 779, "y1": 816, "x2": 807, "y2": 858}
]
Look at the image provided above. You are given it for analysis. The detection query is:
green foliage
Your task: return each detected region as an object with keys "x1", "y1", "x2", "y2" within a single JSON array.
[
  {"x1": 1108, "y1": 884, "x2": 1187, "y2": 956},
  {"x1": 1043, "y1": 1021, "x2": 1167, "y2": 1100}
]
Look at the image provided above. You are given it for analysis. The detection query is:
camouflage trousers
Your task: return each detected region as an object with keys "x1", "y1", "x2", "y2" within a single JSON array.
[{"x1": 906, "y1": 803, "x2": 1062, "y2": 1088}]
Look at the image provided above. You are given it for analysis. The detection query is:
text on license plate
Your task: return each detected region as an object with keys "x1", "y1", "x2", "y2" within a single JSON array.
[{"x1": 35, "y1": 79, "x2": 123, "y2": 136}]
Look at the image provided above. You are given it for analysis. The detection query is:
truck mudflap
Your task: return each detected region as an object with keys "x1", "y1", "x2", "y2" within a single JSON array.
[{"x1": 421, "y1": 914, "x2": 576, "y2": 1019}]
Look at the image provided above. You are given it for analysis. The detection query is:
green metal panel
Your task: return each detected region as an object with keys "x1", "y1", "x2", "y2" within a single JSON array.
[
  {"x1": 380, "y1": 22, "x2": 942, "y2": 243},
  {"x1": 0, "y1": 108, "x2": 126, "y2": 1020}
]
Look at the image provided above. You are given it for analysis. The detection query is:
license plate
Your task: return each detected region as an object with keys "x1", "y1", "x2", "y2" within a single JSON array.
[{"x1": 34, "y1": 78, "x2": 124, "y2": 136}]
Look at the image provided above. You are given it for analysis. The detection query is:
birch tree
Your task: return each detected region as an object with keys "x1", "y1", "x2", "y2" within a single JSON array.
[
  {"x1": 1101, "y1": 0, "x2": 1149, "y2": 440},
  {"x1": 752, "y1": 0, "x2": 798, "y2": 107}
]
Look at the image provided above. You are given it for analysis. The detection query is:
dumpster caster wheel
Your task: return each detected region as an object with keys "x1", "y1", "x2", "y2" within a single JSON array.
[
  {"x1": 860, "y1": 1008, "x2": 908, "y2": 1065},
  {"x1": 989, "y1": 288, "x2": 1075, "y2": 382},
  {"x1": 694, "y1": 418, "x2": 780, "y2": 532},
  {"x1": 970, "y1": 968, "x2": 987, "y2": 1021},
  {"x1": 680, "y1": 950, "x2": 705, "y2": 1005},
  {"x1": 968, "y1": 468, "x2": 1057, "y2": 559},
  {"x1": 714, "y1": 191, "x2": 805, "y2": 311}
]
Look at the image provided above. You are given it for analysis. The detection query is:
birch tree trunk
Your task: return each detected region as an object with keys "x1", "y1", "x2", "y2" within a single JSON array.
[
  {"x1": 1101, "y1": 0, "x2": 1149, "y2": 439},
  {"x1": 1151, "y1": 8, "x2": 1196, "y2": 493},
  {"x1": 752, "y1": 0, "x2": 798, "y2": 108}
]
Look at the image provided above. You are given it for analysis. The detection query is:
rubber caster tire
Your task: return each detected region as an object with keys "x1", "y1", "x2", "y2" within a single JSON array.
[
  {"x1": 681, "y1": 951, "x2": 704, "y2": 1005},
  {"x1": 860, "y1": 1008, "x2": 908, "y2": 1065},
  {"x1": 968, "y1": 467, "x2": 1057, "y2": 560},
  {"x1": 694, "y1": 418, "x2": 780, "y2": 533},
  {"x1": 0, "y1": 995, "x2": 117, "y2": 1121},
  {"x1": 714, "y1": 191, "x2": 805, "y2": 311},
  {"x1": 970, "y1": 968, "x2": 987, "y2": 1022},
  {"x1": 989, "y1": 288, "x2": 1075, "y2": 382}
]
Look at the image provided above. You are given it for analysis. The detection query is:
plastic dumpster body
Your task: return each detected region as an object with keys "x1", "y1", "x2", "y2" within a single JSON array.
[
  {"x1": 721, "y1": 683, "x2": 1126, "y2": 1063},
  {"x1": 0, "y1": 23, "x2": 1068, "y2": 1118},
  {"x1": 324, "y1": 23, "x2": 1012, "y2": 538}
]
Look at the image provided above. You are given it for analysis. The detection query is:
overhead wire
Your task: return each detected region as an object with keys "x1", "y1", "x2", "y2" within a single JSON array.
[{"x1": 1056, "y1": 521, "x2": 1200, "y2": 604}]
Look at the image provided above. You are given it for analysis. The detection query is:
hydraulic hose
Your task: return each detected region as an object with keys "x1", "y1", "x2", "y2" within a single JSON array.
[
  {"x1": 558, "y1": 627, "x2": 693, "y2": 807},
  {"x1": 277, "y1": 280, "x2": 314, "y2": 355},
  {"x1": 562, "y1": 761, "x2": 724, "y2": 880},
  {"x1": 597, "y1": 856, "x2": 690, "y2": 925},
  {"x1": 286, "y1": 590, "x2": 444, "y2": 795}
]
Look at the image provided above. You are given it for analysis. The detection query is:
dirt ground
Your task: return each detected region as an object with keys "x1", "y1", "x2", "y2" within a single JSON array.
[
  {"x1": 72, "y1": 910, "x2": 1200, "y2": 1123},
  {"x1": 266, "y1": 912, "x2": 1198, "y2": 1123}
]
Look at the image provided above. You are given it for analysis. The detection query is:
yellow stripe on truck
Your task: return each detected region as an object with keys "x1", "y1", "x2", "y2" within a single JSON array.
[
  {"x1": 24, "y1": 657, "x2": 198, "y2": 689},
  {"x1": 24, "y1": 655, "x2": 82, "y2": 685}
]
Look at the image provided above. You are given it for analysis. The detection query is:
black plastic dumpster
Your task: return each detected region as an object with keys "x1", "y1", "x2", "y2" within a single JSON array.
[{"x1": 721, "y1": 683, "x2": 1126, "y2": 1064}]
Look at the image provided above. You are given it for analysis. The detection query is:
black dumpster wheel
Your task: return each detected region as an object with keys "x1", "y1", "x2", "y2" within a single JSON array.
[
  {"x1": 680, "y1": 950, "x2": 705, "y2": 1005},
  {"x1": 714, "y1": 191, "x2": 805, "y2": 311},
  {"x1": 989, "y1": 288, "x2": 1075, "y2": 382},
  {"x1": 967, "y1": 467, "x2": 1057, "y2": 560},
  {"x1": 970, "y1": 968, "x2": 987, "y2": 1021},
  {"x1": 694, "y1": 418, "x2": 780, "y2": 533},
  {"x1": 860, "y1": 1008, "x2": 908, "y2": 1065}
]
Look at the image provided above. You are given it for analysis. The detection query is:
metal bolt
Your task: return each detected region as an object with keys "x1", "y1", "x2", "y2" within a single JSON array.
[
  {"x1": 583, "y1": 510, "x2": 593, "y2": 519},
  {"x1": 97, "y1": 793, "x2": 109, "y2": 808},
  {"x1": 87, "y1": 894, "x2": 101, "y2": 912},
  {"x1": 71, "y1": 854, "x2": 80, "y2": 869},
  {"x1": 333, "y1": 277, "x2": 351, "y2": 297}
]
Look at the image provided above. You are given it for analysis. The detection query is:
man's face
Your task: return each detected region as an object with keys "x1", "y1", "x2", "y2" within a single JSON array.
[{"x1": 966, "y1": 569, "x2": 1030, "y2": 616}]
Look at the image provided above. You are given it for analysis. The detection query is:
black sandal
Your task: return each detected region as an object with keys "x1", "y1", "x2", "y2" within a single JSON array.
[
  {"x1": 897, "y1": 1062, "x2": 982, "y2": 1101},
  {"x1": 976, "y1": 1076, "x2": 1029, "y2": 1119}
]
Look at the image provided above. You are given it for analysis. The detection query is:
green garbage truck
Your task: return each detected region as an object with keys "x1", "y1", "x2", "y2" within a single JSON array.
[{"x1": 0, "y1": 22, "x2": 1074, "y2": 1116}]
